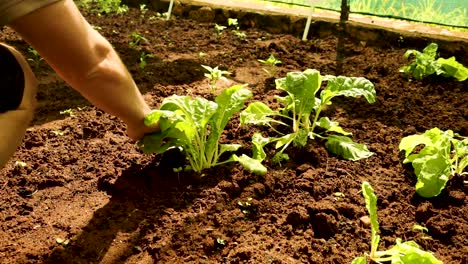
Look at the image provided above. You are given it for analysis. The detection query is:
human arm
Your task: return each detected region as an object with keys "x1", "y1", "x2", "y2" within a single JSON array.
[{"x1": 8, "y1": 0, "x2": 158, "y2": 140}]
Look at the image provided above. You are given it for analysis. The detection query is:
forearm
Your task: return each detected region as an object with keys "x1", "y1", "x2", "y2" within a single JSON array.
[
  {"x1": 9, "y1": 0, "x2": 150, "y2": 128},
  {"x1": 61, "y1": 32, "x2": 151, "y2": 128}
]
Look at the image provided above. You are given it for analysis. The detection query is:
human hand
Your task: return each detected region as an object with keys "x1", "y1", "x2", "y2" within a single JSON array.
[{"x1": 126, "y1": 116, "x2": 160, "y2": 141}]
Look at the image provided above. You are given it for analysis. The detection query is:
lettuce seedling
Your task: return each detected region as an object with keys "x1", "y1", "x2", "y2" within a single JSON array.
[
  {"x1": 258, "y1": 54, "x2": 282, "y2": 78},
  {"x1": 139, "y1": 85, "x2": 266, "y2": 175},
  {"x1": 214, "y1": 24, "x2": 226, "y2": 37},
  {"x1": 227, "y1": 18, "x2": 239, "y2": 30},
  {"x1": 201, "y1": 65, "x2": 231, "y2": 91},
  {"x1": 139, "y1": 52, "x2": 154, "y2": 70},
  {"x1": 27, "y1": 47, "x2": 43, "y2": 70},
  {"x1": 241, "y1": 69, "x2": 375, "y2": 163},
  {"x1": 352, "y1": 182, "x2": 442, "y2": 264},
  {"x1": 400, "y1": 43, "x2": 468, "y2": 81},
  {"x1": 129, "y1": 32, "x2": 147, "y2": 49},
  {"x1": 399, "y1": 128, "x2": 467, "y2": 198}
]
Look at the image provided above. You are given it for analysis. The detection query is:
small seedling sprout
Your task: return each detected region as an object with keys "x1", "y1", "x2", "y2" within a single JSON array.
[
  {"x1": 59, "y1": 109, "x2": 75, "y2": 117},
  {"x1": 351, "y1": 182, "x2": 442, "y2": 264},
  {"x1": 227, "y1": 18, "x2": 239, "y2": 30},
  {"x1": 198, "y1": 52, "x2": 207, "y2": 62},
  {"x1": 27, "y1": 47, "x2": 43, "y2": 70},
  {"x1": 139, "y1": 4, "x2": 148, "y2": 18},
  {"x1": 139, "y1": 52, "x2": 154, "y2": 70},
  {"x1": 201, "y1": 65, "x2": 231, "y2": 91},
  {"x1": 258, "y1": 54, "x2": 282, "y2": 77},
  {"x1": 214, "y1": 24, "x2": 226, "y2": 37},
  {"x1": 129, "y1": 32, "x2": 147, "y2": 49}
]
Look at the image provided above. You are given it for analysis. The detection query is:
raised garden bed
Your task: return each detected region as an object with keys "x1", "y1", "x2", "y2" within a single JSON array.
[{"x1": 0, "y1": 5, "x2": 466, "y2": 264}]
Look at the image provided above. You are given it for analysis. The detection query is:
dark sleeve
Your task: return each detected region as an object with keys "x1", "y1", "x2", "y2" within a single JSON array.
[{"x1": 0, "y1": 44, "x2": 25, "y2": 113}]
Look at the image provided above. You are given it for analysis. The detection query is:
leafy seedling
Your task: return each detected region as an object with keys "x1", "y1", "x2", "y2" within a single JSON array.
[
  {"x1": 82, "y1": 0, "x2": 128, "y2": 14},
  {"x1": 129, "y1": 32, "x2": 147, "y2": 49},
  {"x1": 59, "y1": 109, "x2": 75, "y2": 117},
  {"x1": 227, "y1": 18, "x2": 239, "y2": 30},
  {"x1": 352, "y1": 182, "x2": 443, "y2": 264},
  {"x1": 399, "y1": 128, "x2": 467, "y2": 198},
  {"x1": 400, "y1": 43, "x2": 468, "y2": 81},
  {"x1": 258, "y1": 54, "x2": 282, "y2": 77},
  {"x1": 412, "y1": 224, "x2": 428, "y2": 233},
  {"x1": 214, "y1": 24, "x2": 226, "y2": 37},
  {"x1": 139, "y1": 4, "x2": 148, "y2": 18},
  {"x1": 241, "y1": 69, "x2": 375, "y2": 165},
  {"x1": 201, "y1": 65, "x2": 231, "y2": 91},
  {"x1": 237, "y1": 197, "x2": 254, "y2": 214},
  {"x1": 233, "y1": 31, "x2": 247, "y2": 39},
  {"x1": 139, "y1": 52, "x2": 154, "y2": 70},
  {"x1": 198, "y1": 52, "x2": 207, "y2": 62},
  {"x1": 27, "y1": 47, "x2": 43, "y2": 70},
  {"x1": 139, "y1": 85, "x2": 266, "y2": 175},
  {"x1": 227, "y1": 18, "x2": 246, "y2": 39}
]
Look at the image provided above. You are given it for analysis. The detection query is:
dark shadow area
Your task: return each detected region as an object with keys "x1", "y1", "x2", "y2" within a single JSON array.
[{"x1": 40, "y1": 151, "x2": 237, "y2": 263}]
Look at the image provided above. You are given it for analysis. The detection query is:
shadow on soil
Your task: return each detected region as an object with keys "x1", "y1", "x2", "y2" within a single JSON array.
[{"x1": 40, "y1": 151, "x2": 236, "y2": 263}]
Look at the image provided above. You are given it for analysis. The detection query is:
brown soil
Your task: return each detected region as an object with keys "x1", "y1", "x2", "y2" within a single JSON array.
[{"x1": 1, "y1": 6, "x2": 467, "y2": 264}]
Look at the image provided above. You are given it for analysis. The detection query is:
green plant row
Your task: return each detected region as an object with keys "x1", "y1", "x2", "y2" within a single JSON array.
[{"x1": 140, "y1": 69, "x2": 377, "y2": 175}]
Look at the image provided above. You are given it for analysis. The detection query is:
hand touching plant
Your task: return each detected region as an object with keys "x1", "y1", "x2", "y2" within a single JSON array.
[
  {"x1": 138, "y1": 85, "x2": 266, "y2": 175},
  {"x1": 352, "y1": 182, "x2": 442, "y2": 264},
  {"x1": 241, "y1": 69, "x2": 375, "y2": 164},
  {"x1": 399, "y1": 128, "x2": 467, "y2": 198}
]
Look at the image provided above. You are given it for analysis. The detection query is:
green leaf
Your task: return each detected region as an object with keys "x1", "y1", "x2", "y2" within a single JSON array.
[
  {"x1": 361, "y1": 182, "x2": 380, "y2": 258},
  {"x1": 240, "y1": 101, "x2": 279, "y2": 126},
  {"x1": 138, "y1": 130, "x2": 178, "y2": 154},
  {"x1": 422, "y1": 43, "x2": 438, "y2": 59},
  {"x1": 321, "y1": 76, "x2": 376, "y2": 104},
  {"x1": 325, "y1": 135, "x2": 373, "y2": 161},
  {"x1": 389, "y1": 239, "x2": 443, "y2": 264},
  {"x1": 317, "y1": 117, "x2": 352, "y2": 135},
  {"x1": 212, "y1": 85, "x2": 252, "y2": 135},
  {"x1": 139, "y1": 86, "x2": 252, "y2": 173},
  {"x1": 398, "y1": 128, "x2": 459, "y2": 197},
  {"x1": 399, "y1": 134, "x2": 433, "y2": 161},
  {"x1": 207, "y1": 85, "x2": 252, "y2": 162},
  {"x1": 458, "y1": 156, "x2": 468, "y2": 175},
  {"x1": 161, "y1": 95, "x2": 218, "y2": 131},
  {"x1": 232, "y1": 154, "x2": 267, "y2": 175},
  {"x1": 293, "y1": 129, "x2": 308, "y2": 147},
  {"x1": 272, "y1": 152, "x2": 289, "y2": 163},
  {"x1": 412, "y1": 153, "x2": 451, "y2": 198},
  {"x1": 276, "y1": 69, "x2": 322, "y2": 118},
  {"x1": 437, "y1": 57, "x2": 468, "y2": 81},
  {"x1": 351, "y1": 256, "x2": 366, "y2": 264},
  {"x1": 275, "y1": 133, "x2": 295, "y2": 150},
  {"x1": 412, "y1": 224, "x2": 428, "y2": 232},
  {"x1": 400, "y1": 43, "x2": 443, "y2": 80},
  {"x1": 219, "y1": 144, "x2": 242, "y2": 156},
  {"x1": 251, "y1": 133, "x2": 271, "y2": 161}
]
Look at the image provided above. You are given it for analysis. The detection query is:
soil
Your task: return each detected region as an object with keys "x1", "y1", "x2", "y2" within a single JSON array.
[{"x1": 1, "y1": 6, "x2": 467, "y2": 264}]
